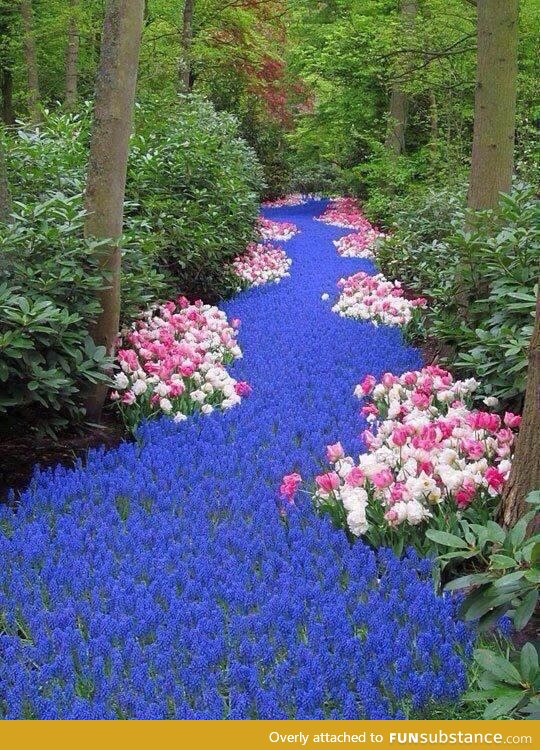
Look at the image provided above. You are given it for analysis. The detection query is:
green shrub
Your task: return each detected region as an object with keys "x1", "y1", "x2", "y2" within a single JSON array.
[
  {"x1": 0, "y1": 194, "x2": 109, "y2": 435},
  {"x1": 7, "y1": 99, "x2": 265, "y2": 304},
  {"x1": 430, "y1": 490, "x2": 540, "y2": 632},
  {"x1": 128, "y1": 96, "x2": 264, "y2": 301},
  {"x1": 5, "y1": 109, "x2": 89, "y2": 200},
  {"x1": 464, "y1": 642, "x2": 540, "y2": 720},
  {"x1": 377, "y1": 183, "x2": 539, "y2": 403},
  {"x1": 0, "y1": 99, "x2": 264, "y2": 432}
]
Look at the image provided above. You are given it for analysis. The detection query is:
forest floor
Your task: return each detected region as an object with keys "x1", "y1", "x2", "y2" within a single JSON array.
[{"x1": 0, "y1": 417, "x2": 124, "y2": 504}]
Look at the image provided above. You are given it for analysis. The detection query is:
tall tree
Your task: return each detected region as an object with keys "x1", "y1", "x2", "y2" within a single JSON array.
[
  {"x1": 0, "y1": 130, "x2": 10, "y2": 220},
  {"x1": 467, "y1": 0, "x2": 519, "y2": 210},
  {"x1": 499, "y1": 292, "x2": 540, "y2": 527},
  {"x1": 385, "y1": 0, "x2": 416, "y2": 156},
  {"x1": 20, "y1": 0, "x2": 41, "y2": 124},
  {"x1": 0, "y1": 1, "x2": 16, "y2": 125},
  {"x1": 84, "y1": 0, "x2": 145, "y2": 421},
  {"x1": 0, "y1": 68, "x2": 14, "y2": 125},
  {"x1": 65, "y1": 0, "x2": 80, "y2": 109},
  {"x1": 179, "y1": 0, "x2": 194, "y2": 92}
]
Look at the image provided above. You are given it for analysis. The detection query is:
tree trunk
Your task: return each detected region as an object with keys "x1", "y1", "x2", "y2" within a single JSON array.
[
  {"x1": 429, "y1": 90, "x2": 438, "y2": 161},
  {"x1": 0, "y1": 134, "x2": 10, "y2": 220},
  {"x1": 20, "y1": 0, "x2": 41, "y2": 124},
  {"x1": 65, "y1": 0, "x2": 80, "y2": 110},
  {"x1": 0, "y1": 68, "x2": 15, "y2": 125},
  {"x1": 467, "y1": 0, "x2": 519, "y2": 210},
  {"x1": 179, "y1": 0, "x2": 194, "y2": 92},
  {"x1": 384, "y1": 0, "x2": 416, "y2": 156},
  {"x1": 498, "y1": 290, "x2": 540, "y2": 527},
  {"x1": 84, "y1": 0, "x2": 145, "y2": 422}
]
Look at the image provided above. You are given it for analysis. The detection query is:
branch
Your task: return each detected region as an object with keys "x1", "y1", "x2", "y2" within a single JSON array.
[{"x1": 375, "y1": 33, "x2": 476, "y2": 63}]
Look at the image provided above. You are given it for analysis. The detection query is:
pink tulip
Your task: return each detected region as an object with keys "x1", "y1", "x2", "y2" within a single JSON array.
[
  {"x1": 485, "y1": 466, "x2": 505, "y2": 491},
  {"x1": 455, "y1": 479, "x2": 476, "y2": 508},
  {"x1": 461, "y1": 438, "x2": 485, "y2": 460},
  {"x1": 371, "y1": 469, "x2": 393, "y2": 489},
  {"x1": 361, "y1": 403, "x2": 379, "y2": 417},
  {"x1": 391, "y1": 425, "x2": 409, "y2": 446},
  {"x1": 344, "y1": 467, "x2": 365, "y2": 486},
  {"x1": 359, "y1": 374, "x2": 376, "y2": 395},
  {"x1": 326, "y1": 442, "x2": 345, "y2": 462},
  {"x1": 503, "y1": 412, "x2": 521, "y2": 429},
  {"x1": 315, "y1": 472, "x2": 340, "y2": 493},
  {"x1": 381, "y1": 372, "x2": 397, "y2": 388},
  {"x1": 279, "y1": 473, "x2": 302, "y2": 502},
  {"x1": 234, "y1": 381, "x2": 252, "y2": 397},
  {"x1": 411, "y1": 390, "x2": 430, "y2": 410}
]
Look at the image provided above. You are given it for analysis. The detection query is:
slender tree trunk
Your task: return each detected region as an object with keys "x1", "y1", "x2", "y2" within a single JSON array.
[
  {"x1": 84, "y1": 0, "x2": 145, "y2": 422},
  {"x1": 20, "y1": 0, "x2": 41, "y2": 124},
  {"x1": 0, "y1": 68, "x2": 15, "y2": 125},
  {"x1": 498, "y1": 290, "x2": 540, "y2": 527},
  {"x1": 467, "y1": 0, "x2": 519, "y2": 210},
  {"x1": 429, "y1": 90, "x2": 438, "y2": 157},
  {"x1": 65, "y1": 0, "x2": 80, "y2": 110},
  {"x1": 0, "y1": 135, "x2": 10, "y2": 220},
  {"x1": 179, "y1": 0, "x2": 194, "y2": 92},
  {"x1": 385, "y1": 0, "x2": 416, "y2": 156}
]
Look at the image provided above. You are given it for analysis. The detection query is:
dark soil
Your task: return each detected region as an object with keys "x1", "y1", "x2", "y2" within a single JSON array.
[
  {"x1": 0, "y1": 416, "x2": 126, "y2": 506},
  {"x1": 419, "y1": 335, "x2": 455, "y2": 366}
]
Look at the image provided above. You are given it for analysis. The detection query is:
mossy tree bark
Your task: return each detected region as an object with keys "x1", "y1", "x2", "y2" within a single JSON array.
[
  {"x1": 467, "y1": 0, "x2": 519, "y2": 210},
  {"x1": 498, "y1": 290, "x2": 540, "y2": 527},
  {"x1": 84, "y1": 0, "x2": 145, "y2": 422},
  {"x1": 20, "y1": 0, "x2": 41, "y2": 125},
  {"x1": 179, "y1": 0, "x2": 194, "y2": 93},
  {"x1": 384, "y1": 0, "x2": 416, "y2": 156},
  {"x1": 65, "y1": 0, "x2": 80, "y2": 110}
]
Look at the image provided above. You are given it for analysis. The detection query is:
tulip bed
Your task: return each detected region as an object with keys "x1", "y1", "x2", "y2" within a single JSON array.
[
  {"x1": 305, "y1": 366, "x2": 519, "y2": 546},
  {"x1": 0, "y1": 199, "x2": 476, "y2": 719},
  {"x1": 332, "y1": 271, "x2": 427, "y2": 328},
  {"x1": 232, "y1": 242, "x2": 292, "y2": 287}
]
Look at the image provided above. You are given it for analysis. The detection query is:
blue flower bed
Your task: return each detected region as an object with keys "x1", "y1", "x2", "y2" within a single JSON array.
[{"x1": 0, "y1": 200, "x2": 472, "y2": 719}]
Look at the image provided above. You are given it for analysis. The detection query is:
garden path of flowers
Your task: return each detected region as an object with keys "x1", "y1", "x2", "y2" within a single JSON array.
[{"x1": 0, "y1": 199, "x2": 474, "y2": 720}]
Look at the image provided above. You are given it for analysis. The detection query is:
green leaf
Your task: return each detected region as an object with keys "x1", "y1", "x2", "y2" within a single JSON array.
[
  {"x1": 490, "y1": 554, "x2": 518, "y2": 569},
  {"x1": 485, "y1": 520, "x2": 506, "y2": 544},
  {"x1": 483, "y1": 693, "x2": 524, "y2": 719},
  {"x1": 520, "y1": 643, "x2": 539, "y2": 683},
  {"x1": 493, "y1": 570, "x2": 525, "y2": 588},
  {"x1": 524, "y1": 568, "x2": 540, "y2": 584},
  {"x1": 474, "y1": 649, "x2": 522, "y2": 685},
  {"x1": 426, "y1": 529, "x2": 469, "y2": 549},
  {"x1": 444, "y1": 573, "x2": 494, "y2": 592},
  {"x1": 525, "y1": 491, "x2": 540, "y2": 506},
  {"x1": 508, "y1": 515, "x2": 531, "y2": 549},
  {"x1": 513, "y1": 589, "x2": 538, "y2": 631},
  {"x1": 462, "y1": 588, "x2": 518, "y2": 621}
]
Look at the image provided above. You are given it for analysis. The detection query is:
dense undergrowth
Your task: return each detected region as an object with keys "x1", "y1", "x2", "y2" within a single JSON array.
[
  {"x1": 0, "y1": 99, "x2": 264, "y2": 434},
  {"x1": 375, "y1": 183, "x2": 539, "y2": 407}
]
